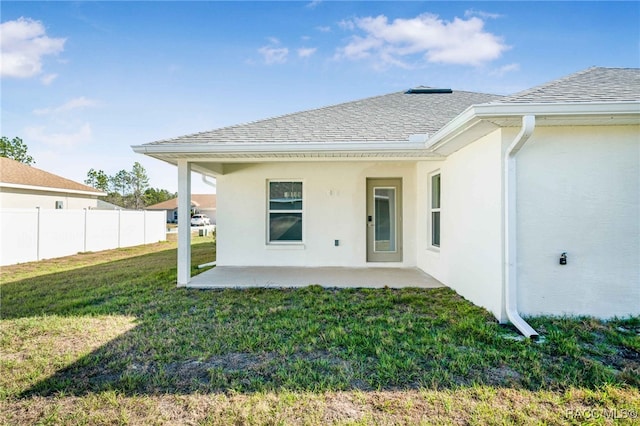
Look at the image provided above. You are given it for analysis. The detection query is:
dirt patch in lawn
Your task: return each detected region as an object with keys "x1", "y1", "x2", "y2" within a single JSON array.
[{"x1": 163, "y1": 350, "x2": 358, "y2": 392}]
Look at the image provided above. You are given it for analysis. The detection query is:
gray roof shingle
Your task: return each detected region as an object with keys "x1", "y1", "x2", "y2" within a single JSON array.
[
  {"x1": 147, "y1": 89, "x2": 501, "y2": 145},
  {"x1": 496, "y1": 67, "x2": 640, "y2": 104},
  {"x1": 143, "y1": 67, "x2": 639, "y2": 147}
]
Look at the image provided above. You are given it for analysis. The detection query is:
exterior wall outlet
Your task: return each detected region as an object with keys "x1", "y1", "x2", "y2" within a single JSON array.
[{"x1": 559, "y1": 252, "x2": 567, "y2": 265}]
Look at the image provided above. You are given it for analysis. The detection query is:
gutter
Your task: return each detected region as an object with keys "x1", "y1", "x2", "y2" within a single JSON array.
[
  {"x1": 504, "y1": 115, "x2": 539, "y2": 338},
  {"x1": 132, "y1": 140, "x2": 432, "y2": 155},
  {"x1": 0, "y1": 182, "x2": 107, "y2": 197},
  {"x1": 427, "y1": 101, "x2": 640, "y2": 153},
  {"x1": 201, "y1": 174, "x2": 216, "y2": 189}
]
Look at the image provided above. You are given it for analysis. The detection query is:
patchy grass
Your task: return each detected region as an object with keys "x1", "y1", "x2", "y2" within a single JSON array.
[{"x1": 1, "y1": 236, "x2": 638, "y2": 425}]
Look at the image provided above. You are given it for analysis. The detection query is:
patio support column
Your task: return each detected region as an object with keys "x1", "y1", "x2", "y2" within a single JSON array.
[{"x1": 177, "y1": 160, "x2": 191, "y2": 286}]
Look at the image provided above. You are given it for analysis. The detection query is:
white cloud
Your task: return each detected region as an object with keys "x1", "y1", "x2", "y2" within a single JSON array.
[
  {"x1": 316, "y1": 26, "x2": 331, "y2": 33},
  {"x1": 41, "y1": 73, "x2": 58, "y2": 85},
  {"x1": 258, "y1": 39, "x2": 289, "y2": 64},
  {"x1": 338, "y1": 19, "x2": 355, "y2": 31},
  {"x1": 297, "y1": 47, "x2": 317, "y2": 58},
  {"x1": 307, "y1": 0, "x2": 322, "y2": 9},
  {"x1": 464, "y1": 9, "x2": 504, "y2": 20},
  {"x1": 336, "y1": 13, "x2": 509, "y2": 68},
  {"x1": 25, "y1": 123, "x2": 92, "y2": 148},
  {"x1": 33, "y1": 96, "x2": 98, "y2": 116},
  {"x1": 0, "y1": 17, "x2": 66, "y2": 79},
  {"x1": 490, "y1": 63, "x2": 520, "y2": 77}
]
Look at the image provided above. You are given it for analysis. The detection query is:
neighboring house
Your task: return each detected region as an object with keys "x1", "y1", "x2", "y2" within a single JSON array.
[
  {"x1": 96, "y1": 199, "x2": 124, "y2": 210},
  {"x1": 133, "y1": 67, "x2": 640, "y2": 335},
  {"x1": 146, "y1": 194, "x2": 216, "y2": 224},
  {"x1": 0, "y1": 157, "x2": 106, "y2": 209}
]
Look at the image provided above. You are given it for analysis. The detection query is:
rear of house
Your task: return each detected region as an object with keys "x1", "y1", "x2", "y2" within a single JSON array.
[
  {"x1": 416, "y1": 123, "x2": 639, "y2": 322},
  {"x1": 134, "y1": 67, "x2": 640, "y2": 328}
]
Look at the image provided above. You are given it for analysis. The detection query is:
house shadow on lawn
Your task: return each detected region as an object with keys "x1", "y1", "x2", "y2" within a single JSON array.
[{"x1": 3, "y1": 245, "x2": 639, "y2": 398}]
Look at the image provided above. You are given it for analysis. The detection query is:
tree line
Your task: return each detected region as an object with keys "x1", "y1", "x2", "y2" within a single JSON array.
[
  {"x1": 1, "y1": 136, "x2": 34, "y2": 165},
  {"x1": 85, "y1": 165, "x2": 176, "y2": 209},
  {"x1": 1, "y1": 136, "x2": 176, "y2": 209}
]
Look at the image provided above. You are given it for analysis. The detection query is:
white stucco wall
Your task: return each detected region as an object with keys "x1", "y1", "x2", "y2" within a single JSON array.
[
  {"x1": 516, "y1": 125, "x2": 640, "y2": 318},
  {"x1": 0, "y1": 188, "x2": 99, "y2": 209},
  {"x1": 417, "y1": 130, "x2": 505, "y2": 321},
  {"x1": 212, "y1": 124, "x2": 638, "y2": 322},
  {"x1": 216, "y1": 161, "x2": 417, "y2": 267}
]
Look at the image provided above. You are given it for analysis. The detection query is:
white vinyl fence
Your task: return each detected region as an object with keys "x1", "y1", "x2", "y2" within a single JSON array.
[{"x1": 0, "y1": 208, "x2": 167, "y2": 266}]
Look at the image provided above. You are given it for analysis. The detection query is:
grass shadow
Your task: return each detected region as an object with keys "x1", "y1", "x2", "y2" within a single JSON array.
[{"x1": 2, "y1": 241, "x2": 638, "y2": 399}]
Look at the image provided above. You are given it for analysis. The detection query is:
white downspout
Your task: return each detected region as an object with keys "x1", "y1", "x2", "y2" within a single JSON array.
[
  {"x1": 202, "y1": 174, "x2": 216, "y2": 189},
  {"x1": 504, "y1": 115, "x2": 539, "y2": 338}
]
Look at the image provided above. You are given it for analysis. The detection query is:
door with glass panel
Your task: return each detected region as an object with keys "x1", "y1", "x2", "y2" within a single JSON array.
[{"x1": 366, "y1": 178, "x2": 402, "y2": 262}]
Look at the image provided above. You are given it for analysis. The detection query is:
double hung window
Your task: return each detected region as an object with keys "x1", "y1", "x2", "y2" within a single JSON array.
[
  {"x1": 430, "y1": 173, "x2": 441, "y2": 248},
  {"x1": 268, "y1": 181, "x2": 303, "y2": 243}
]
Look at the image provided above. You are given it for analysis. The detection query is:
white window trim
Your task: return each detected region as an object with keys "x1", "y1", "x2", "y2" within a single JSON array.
[
  {"x1": 428, "y1": 171, "x2": 441, "y2": 251},
  {"x1": 266, "y1": 179, "x2": 305, "y2": 245}
]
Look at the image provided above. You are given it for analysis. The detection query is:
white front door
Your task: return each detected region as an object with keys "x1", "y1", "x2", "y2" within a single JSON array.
[{"x1": 366, "y1": 178, "x2": 402, "y2": 262}]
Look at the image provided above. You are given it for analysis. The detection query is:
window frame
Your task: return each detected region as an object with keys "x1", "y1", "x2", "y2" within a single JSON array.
[
  {"x1": 267, "y1": 179, "x2": 304, "y2": 245},
  {"x1": 429, "y1": 172, "x2": 441, "y2": 249},
  {"x1": 373, "y1": 185, "x2": 398, "y2": 254}
]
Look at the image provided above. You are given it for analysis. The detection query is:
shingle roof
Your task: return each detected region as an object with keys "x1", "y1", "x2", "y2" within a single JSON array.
[
  {"x1": 0, "y1": 157, "x2": 104, "y2": 195},
  {"x1": 146, "y1": 90, "x2": 502, "y2": 145},
  {"x1": 140, "y1": 67, "x2": 638, "y2": 149},
  {"x1": 147, "y1": 194, "x2": 216, "y2": 210},
  {"x1": 496, "y1": 67, "x2": 640, "y2": 104}
]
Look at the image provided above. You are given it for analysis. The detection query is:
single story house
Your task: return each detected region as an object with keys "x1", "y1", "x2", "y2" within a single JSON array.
[
  {"x1": 133, "y1": 67, "x2": 639, "y2": 336},
  {"x1": 0, "y1": 157, "x2": 106, "y2": 209},
  {"x1": 146, "y1": 194, "x2": 216, "y2": 224}
]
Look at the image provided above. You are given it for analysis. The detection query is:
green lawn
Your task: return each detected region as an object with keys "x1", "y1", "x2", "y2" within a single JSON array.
[{"x1": 1, "y1": 236, "x2": 638, "y2": 425}]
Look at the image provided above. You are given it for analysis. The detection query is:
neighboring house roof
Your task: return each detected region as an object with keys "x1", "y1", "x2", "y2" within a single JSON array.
[
  {"x1": 496, "y1": 67, "x2": 640, "y2": 104},
  {"x1": 144, "y1": 90, "x2": 502, "y2": 145},
  {"x1": 0, "y1": 157, "x2": 106, "y2": 196},
  {"x1": 147, "y1": 194, "x2": 216, "y2": 210}
]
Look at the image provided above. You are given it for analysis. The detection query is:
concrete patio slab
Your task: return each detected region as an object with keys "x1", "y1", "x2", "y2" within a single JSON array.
[{"x1": 187, "y1": 266, "x2": 444, "y2": 289}]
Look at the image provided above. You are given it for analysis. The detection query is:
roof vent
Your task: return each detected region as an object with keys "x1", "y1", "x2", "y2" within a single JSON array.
[{"x1": 405, "y1": 87, "x2": 453, "y2": 94}]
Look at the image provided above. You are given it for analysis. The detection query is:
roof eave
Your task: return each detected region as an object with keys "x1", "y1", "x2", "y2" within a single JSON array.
[
  {"x1": 0, "y1": 182, "x2": 107, "y2": 197},
  {"x1": 427, "y1": 101, "x2": 640, "y2": 155},
  {"x1": 132, "y1": 140, "x2": 441, "y2": 162}
]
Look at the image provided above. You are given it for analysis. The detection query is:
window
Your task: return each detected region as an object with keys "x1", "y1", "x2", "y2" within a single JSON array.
[
  {"x1": 430, "y1": 173, "x2": 441, "y2": 248},
  {"x1": 268, "y1": 181, "x2": 303, "y2": 243}
]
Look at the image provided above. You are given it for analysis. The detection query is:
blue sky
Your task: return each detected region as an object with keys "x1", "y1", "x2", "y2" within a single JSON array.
[{"x1": 2, "y1": 1, "x2": 639, "y2": 193}]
